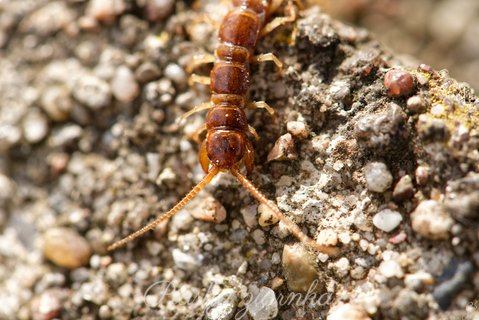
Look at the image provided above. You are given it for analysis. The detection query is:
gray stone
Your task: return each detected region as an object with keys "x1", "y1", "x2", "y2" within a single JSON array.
[
  {"x1": 205, "y1": 288, "x2": 238, "y2": 320},
  {"x1": 373, "y1": 209, "x2": 403, "y2": 232},
  {"x1": 364, "y1": 162, "x2": 393, "y2": 193},
  {"x1": 246, "y1": 287, "x2": 278, "y2": 320}
]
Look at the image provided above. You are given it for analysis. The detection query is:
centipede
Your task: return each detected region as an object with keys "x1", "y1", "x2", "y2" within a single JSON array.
[{"x1": 108, "y1": 0, "x2": 337, "y2": 255}]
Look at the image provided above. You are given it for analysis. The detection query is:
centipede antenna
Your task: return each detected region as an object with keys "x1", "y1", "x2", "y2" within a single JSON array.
[
  {"x1": 108, "y1": 167, "x2": 220, "y2": 251},
  {"x1": 231, "y1": 167, "x2": 338, "y2": 256}
]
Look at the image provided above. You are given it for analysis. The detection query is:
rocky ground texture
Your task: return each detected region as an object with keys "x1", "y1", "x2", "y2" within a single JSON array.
[
  {"x1": 320, "y1": 0, "x2": 479, "y2": 91},
  {"x1": 0, "y1": 0, "x2": 478, "y2": 319}
]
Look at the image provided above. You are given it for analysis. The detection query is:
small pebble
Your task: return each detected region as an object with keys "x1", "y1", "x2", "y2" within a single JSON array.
[
  {"x1": 252, "y1": 229, "x2": 266, "y2": 245},
  {"x1": 136, "y1": 62, "x2": 161, "y2": 83},
  {"x1": 354, "y1": 212, "x2": 371, "y2": 232},
  {"x1": 364, "y1": 162, "x2": 393, "y2": 193},
  {"x1": 75, "y1": 41, "x2": 100, "y2": 65},
  {"x1": 164, "y1": 63, "x2": 187, "y2": 85},
  {"x1": 31, "y1": 290, "x2": 62, "y2": 320},
  {"x1": 350, "y1": 266, "x2": 367, "y2": 280},
  {"x1": 22, "y1": 110, "x2": 49, "y2": 143},
  {"x1": 267, "y1": 133, "x2": 297, "y2": 162},
  {"x1": 190, "y1": 195, "x2": 227, "y2": 224},
  {"x1": 171, "y1": 209, "x2": 193, "y2": 232},
  {"x1": 246, "y1": 287, "x2": 278, "y2": 320},
  {"x1": 430, "y1": 104, "x2": 446, "y2": 116},
  {"x1": 98, "y1": 305, "x2": 112, "y2": 319},
  {"x1": 415, "y1": 166, "x2": 429, "y2": 186},
  {"x1": 388, "y1": 231, "x2": 407, "y2": 244},
  {"x1": 0, "y1": 124, "x2": 22, "y2": 149},
  {"x1": 146, "y1": 152, "x2": 160, "y2": 181},
  {"x1": 258, "y1": 204, "x2": 279, "y2": 227},
  {"x1": 0, "y1": 173, "x2": 14, "y2": 202},
  {"x1": 172, "y1": 249, "x2": 201, "y2": 271},
  {"x1": 49, "y1": 124, "x2": 83, "y2": 147},
  {"x1": 416, "y1": 73, "x2": 429, "y2": 86},
  {"x1": 317, "y1": 228, "x2": 338, "y2": 246},
  {"x1": 333, "y1": 257, "x2": 350, "y2": 278},
  {"x1": 392, "y1": 175, "x2": 414, "y2": 201},
  {"x1": 106, "y1": 263, "x2": 127, "y2": 286},
  {"x1": 329, "y1": 79, "x2": 351, "y2": 103},
  {"x1": 405, "y1": 271, "x2": 434, "y2": 290},
  {"x1": 237, "y1": 261, "x2": 248, "y2": 274},
  {"x1": 338, "y1": 232, "x2": 351, "y2": 244},
  {"x1": 378, "y1": 260, "x2": 404, "y2": 278},
  {"x1": 86, "y1": 0, "x2": 126, "y2": 24},
  {"x1": 282, "y1": 244, "x2": 323, "y2": 292},
  {"x1": 205, "y1": 288, "x2": 238, "y2": 320},
  {"x1": 41, "y1": 86, "x2": 73, "y2": 121},
  {"x1": 410, "y1": 200, "x2": 453, "y2": 240},
  {"x1": 359, "y1": 239, "x2": 369, "y2": 251},
  {"x1": 145, "y1": 0, "x2": 175, "y2": 22},
  {"x1": 372, "y1": 209, "x2": 402, "y2": 232},
  {"x1": 80, "y1": 279, "x2": 108, "y2": 305},
  {"x1": 72, "y1": 74, "x2": 112, "y2": 110},
  {"x1": 111, "y1": 66, "x2": 139, "y2": 103},
  {"x1": 328, "y1": 304, "x2": 371, "y2": 320},
  {"x1": 286, "y1": 121, "x2": 309, "y2": 140},
  {"x1": 271, "y1": 277, "x2": 284, "y2": 290},
  {"x1": 43, "y1": 227, "x2": 91, "y2": 269},
  {"x1": 418, "y1": 64, "x2": 433, "y2": 74},
  {"x1": 241, "y1": 204, "x2": 258, "y2": 228},
  {"x1": 406, "y1": 96, "x2": 426, "y2": 113},
  {"x1": 384, "y1": 69, "x2": 415, "y2": 97}
]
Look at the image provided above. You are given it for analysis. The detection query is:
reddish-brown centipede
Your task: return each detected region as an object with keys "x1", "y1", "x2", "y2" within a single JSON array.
[{"x1": 108, "y1": 0, "x2": 337, "y2": 255}]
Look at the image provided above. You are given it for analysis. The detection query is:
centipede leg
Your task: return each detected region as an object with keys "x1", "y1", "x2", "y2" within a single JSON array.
[
  {"x1": 267, "y1": 0, "x2": 284, "y2": 15},
  {"x1": 192, "y1": 13, "x2": 220, "y2": 30},
  {"x1": 199, "y1": 139, "x2": 210, "y2": 173},
  {"x1": 178, "y1": 102, "x2": 213, "y2": 123},
  {"x1": 189, "y1": 124, "x2": 207, "y2": 144},
  {"x1": 248, "y1": 101, "x2": 276, "y2": 122},
  {"x1": 244, "y1": 139, "x2": 255, "y2": 175},
  {"x1": 254, "y1": 53, "x2": 283, "y2": 75},
  {"x1": 189, "y1": 74, "x2": 211, "y2": 86},
  {"x1": 294, "y1": 0, "x2": 305, "y2": 10},
  {"x1": 260, "y1": 0, "x2": 297, "y2": 37},
  {"x1": 187, "y1": 53, "x2": 216, "y2": 73},
  {"x1": 248, "y1": 125, "x2": 260, "y2": 141}
]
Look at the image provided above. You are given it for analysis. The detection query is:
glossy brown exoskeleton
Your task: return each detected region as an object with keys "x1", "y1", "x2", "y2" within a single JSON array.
[{"x1": 108, "y1": 0, "x2": 337, "y2": 256}]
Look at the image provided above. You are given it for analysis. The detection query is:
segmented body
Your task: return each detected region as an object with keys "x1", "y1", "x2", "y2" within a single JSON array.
[
  {"x1": 107, "y1": 0, "x2": 337, "y2": 256},
  {"x1": 200, "y1": 0, "x2": 273, "y2": 173}
]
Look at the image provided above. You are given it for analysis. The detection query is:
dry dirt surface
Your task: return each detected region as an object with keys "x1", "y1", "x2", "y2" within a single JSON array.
[{"x1": 0, "y1": 1, "x2": 478, "y2": 319}]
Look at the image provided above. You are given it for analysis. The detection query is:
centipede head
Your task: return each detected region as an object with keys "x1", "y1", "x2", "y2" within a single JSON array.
[{"x1": 206, "y1": 131, "x2": 246, "y2": 169}]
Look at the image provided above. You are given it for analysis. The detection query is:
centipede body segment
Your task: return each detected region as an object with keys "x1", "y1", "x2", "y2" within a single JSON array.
[{"x1": 108, "y1": 0, "x2": 337, "y2": 256}]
